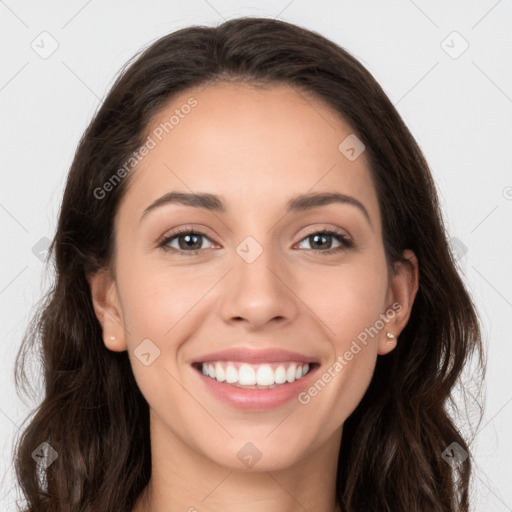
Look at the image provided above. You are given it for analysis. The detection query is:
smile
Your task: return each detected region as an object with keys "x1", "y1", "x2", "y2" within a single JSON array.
[{"x1": 195, "y1": 361, "x2": 312, "y2": 389}]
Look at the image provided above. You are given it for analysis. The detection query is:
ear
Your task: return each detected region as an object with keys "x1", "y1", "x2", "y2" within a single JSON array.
[
  {"x1": 87, "y1": 269, "x2": 127, "y2": 352},
  {"x1": 378, "y1": 249, "x2": 419, "y2": 356}
]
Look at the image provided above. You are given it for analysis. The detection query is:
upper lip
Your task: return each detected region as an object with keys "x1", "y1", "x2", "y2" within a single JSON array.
[{"x1": 191, "y1": 348, "x2": 318, "y2": 365}]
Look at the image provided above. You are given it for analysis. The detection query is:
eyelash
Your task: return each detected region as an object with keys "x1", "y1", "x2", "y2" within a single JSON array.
[{"x1": 157, "y1": 226, "x2": 354, "y2": 256}]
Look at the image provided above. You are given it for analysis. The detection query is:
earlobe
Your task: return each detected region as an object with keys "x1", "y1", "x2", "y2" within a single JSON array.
[
  {"x1": 87, "y1": 269, "x2": 127, "y2": 352},
  {"x1": 378, "y1": 249, "x2": 419, "y2": 355}
]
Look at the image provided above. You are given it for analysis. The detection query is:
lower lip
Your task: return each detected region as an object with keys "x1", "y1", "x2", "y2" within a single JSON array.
[{"x1": 193, "y1": 365, "x2": 318, "y2": 410}]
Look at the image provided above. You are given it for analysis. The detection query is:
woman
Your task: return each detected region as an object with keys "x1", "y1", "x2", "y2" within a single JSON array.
[{"x1": 13, "y1": 16, "x2": 485, "y2": 512}]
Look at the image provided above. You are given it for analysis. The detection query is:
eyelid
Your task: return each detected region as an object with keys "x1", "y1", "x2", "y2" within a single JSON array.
[{"x1": 298, "y1": 225, "x2": 351, "y2": 242}]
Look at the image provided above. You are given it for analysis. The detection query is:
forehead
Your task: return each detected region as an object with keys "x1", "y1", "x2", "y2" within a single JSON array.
[{"x1": 117, "y1": 82, "x2": 381, "y2": 230}]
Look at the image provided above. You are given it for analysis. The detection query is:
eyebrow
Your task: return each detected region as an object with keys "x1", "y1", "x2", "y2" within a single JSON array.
[{"x1": 140, "y1": 191, "x2": 372, "y2": 227}]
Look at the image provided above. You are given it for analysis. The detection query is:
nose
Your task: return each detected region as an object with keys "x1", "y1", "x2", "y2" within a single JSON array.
[{"x1": 218, "y1": 241, "x2": 299, "y2": 330}]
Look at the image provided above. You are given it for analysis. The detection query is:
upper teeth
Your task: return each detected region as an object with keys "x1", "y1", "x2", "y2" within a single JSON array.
[{"x1": 200, "y1": 361, "x2": 311, "y2": 387}]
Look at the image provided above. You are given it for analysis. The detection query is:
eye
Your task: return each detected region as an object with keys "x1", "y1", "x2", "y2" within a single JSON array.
[
  {"x1": 158, "y1": 228, "x2": 216, "y2": 254},
  {"x1": 296, "y1": 228, "x2": 353, "y2": 255}
]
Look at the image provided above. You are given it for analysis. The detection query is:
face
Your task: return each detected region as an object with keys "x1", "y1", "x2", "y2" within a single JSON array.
[{"x1": 89, "y1": 82, "x2": 418, "y2": 472}]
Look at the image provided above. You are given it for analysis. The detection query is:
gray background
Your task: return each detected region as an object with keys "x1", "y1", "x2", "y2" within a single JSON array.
[{"x1": 1, "y1": 1, "x2": 511, "y2": 510}]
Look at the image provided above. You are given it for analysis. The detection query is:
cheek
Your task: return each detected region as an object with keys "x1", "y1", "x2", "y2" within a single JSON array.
[
  {"x1": 117, "y1": 260, "x2": 220, "y2": 396},
  {"x1": 297, "y1": 257, "x2": 388, "y2": 341},
  {"x1": 117, "y1": 253, "x2": 212, "y2": 341},
  {"x1": 310, "y1": 260, "x2": 387, "y2": 420},
  {"x1": 329, "y1": 344, "x2": 377, "y2": 423},
  {"x1": 118, "y1": 268, "x2": 200, "y2": 413}
]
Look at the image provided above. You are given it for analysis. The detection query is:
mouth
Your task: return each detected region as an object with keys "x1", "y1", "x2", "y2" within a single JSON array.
[
  {"x1": 190, "y1": 347, "x2": 320, "y2": 409},
  {"x1": 191, "y1": 360, "x2": 318, "y2": 390}
]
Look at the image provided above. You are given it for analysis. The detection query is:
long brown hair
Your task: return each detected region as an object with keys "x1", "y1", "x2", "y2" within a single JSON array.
[{"x1": 13, "y1": 16, "x2": 485, "y2": 512}]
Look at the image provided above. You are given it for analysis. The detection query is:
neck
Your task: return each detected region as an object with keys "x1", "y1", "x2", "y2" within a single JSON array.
[{"x1": 133, "y1": 414, "x2": 343, "y2": 512}]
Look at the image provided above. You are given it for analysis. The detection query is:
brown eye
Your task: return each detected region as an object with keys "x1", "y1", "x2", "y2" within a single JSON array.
[
  {"x1": 296, "y1": 229, "x2": 353, "y2": 254},
  {"x1": 159, "y1": 229, "x2": 214, "y2": 254}
]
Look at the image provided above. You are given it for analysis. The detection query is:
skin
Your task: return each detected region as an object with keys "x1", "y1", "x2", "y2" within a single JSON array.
[{"x1": 88, "y1": 82, "x2": 418, "y2": 512}]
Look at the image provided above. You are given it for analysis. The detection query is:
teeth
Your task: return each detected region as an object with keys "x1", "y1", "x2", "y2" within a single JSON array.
[
  {"x1": 226, "y1": 365, "x2": 238, "y2": 383},
  {"x1": 199, "y1": 361, "x2": 312, "y2": 387},
  {"x1": 239, "y1": 364, "x2": 256, "y2": 385},
  {"x1": 286, "y1": 364, "x2": 296, "y2": 383},
  {"x1": 274, "y1": 365, "x2": 287, "y2": 384},
  {"x1": 256, "y1": 365, "x2": 274, "y2": 386},
  {"x1": 215, "y1": 363, "x2": 225, "y2": 382}
]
